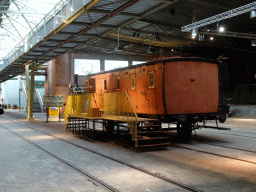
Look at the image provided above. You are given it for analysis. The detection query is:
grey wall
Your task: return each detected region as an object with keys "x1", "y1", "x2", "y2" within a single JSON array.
[{"x1": 229, "y1": 105, "x2": 256, "y2": 117}]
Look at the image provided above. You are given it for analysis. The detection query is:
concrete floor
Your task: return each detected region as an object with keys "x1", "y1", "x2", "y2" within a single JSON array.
[{"x1": 1, "y1": 110, "x2": 255, "y2": 191}]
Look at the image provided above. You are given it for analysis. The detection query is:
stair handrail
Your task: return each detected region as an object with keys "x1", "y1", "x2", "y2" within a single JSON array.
[
  {"x1": 20, "y1": 78, "x2": 27, "y2": 101},
  {"x1": 36, "y1": 89, "x2": 44, "y2": 112}
]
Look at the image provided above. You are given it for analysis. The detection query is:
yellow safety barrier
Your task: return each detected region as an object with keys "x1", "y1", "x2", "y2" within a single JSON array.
[
  {"x1": 64, "y1": 92, "x2": 139, "y2": 147},
  {"x1": 103, "y1": 92, "x2": 139, "y2": 147},
  {"x1": 64, "y1": 93, "x2": 100, "y2": 124}
]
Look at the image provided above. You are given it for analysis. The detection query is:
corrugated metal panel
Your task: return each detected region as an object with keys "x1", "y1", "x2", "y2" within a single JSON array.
[
  {"x1": 124, "y1": 0, "x2": 161, "y2": 14},
  {"x1": 74, "y1": 12, "x2": 106, "y2": 23},
  {"x1": 27, "y1": 52, "x2": 41, "y2": 56},
  {"x1": 83, "y1": 27, "x2": 109, "y2": 34},
  {"x1": 62, "y1": 43, "x2": 79, "y2": 47},
  {"x1": 129, "y1": 21, "x2": 150, "y2": 29},
  {"x1": 49, "y1": 34, "x2": 73, "y2": 40},
  {"x1": 144, "y1": 24, "x2": 169, "y2": 35},
  {"x1": 94, "y1": 0, "x2": 128, "y2": 11},
  {"x1": 121, "y1": 29, "x2": 152, "y2": 39},
  {"x1": 73, "y1": 36, "x2": 90, "y2": 41},
  {"x1": 34, "y1": 47, "x2": 51, "y2": 51},
  {"x1": 53, "y1": 48, "x2": 72, "y2": 52},
  {"x1": 40, "y1": 42, "x2": 59, "y2": 46},
  {"x1": 101, "y1": 15, "x2": 131, "y2": 25},
  {"x1": 60, "y1": 25, "x2": 85, "y2": 33}
]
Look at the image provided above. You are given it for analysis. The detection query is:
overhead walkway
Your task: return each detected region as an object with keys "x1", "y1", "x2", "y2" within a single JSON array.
[{"x1": 0, "y1": 0, "x2": 182, "y2": 83}]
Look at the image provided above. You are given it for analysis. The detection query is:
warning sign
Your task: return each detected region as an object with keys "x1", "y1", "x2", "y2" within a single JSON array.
[
  {"x1": 49, "y1": 107, "x2": 59, "y2": 116},
  {"x1": 43, "y1": 95, "x2": 64, "y2": 107}
]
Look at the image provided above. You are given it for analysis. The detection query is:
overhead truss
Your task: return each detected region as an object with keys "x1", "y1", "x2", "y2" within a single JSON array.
[
  {"x1": 199, "y1": 29, "x2": 256, "y2": 40},
  {"x1": 181, "y1": 1, "x2": 256, "y2": 32}
]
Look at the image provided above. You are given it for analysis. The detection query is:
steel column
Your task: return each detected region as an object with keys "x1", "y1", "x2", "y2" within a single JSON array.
[
  {"x1": 100, "y1": 59, "x2": 105, "y2": 71},
  {"x1": 27, "y1": 62, "x2": 35, "y2": 120},
  {"x1": 25, "y1": 65, "x2": 30, "y2": 112}
]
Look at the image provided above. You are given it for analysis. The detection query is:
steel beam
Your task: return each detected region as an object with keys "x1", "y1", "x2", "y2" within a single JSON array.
[
  {"x1": 88, "y1": 8, "x2": 140, "y2": 18},
  {"x1": 109, "y1": 33, "x2": 185, "y2": 47}
]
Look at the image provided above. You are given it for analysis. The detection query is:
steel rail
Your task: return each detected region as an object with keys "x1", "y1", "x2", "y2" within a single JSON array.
[
  {"x1": 173, "y1": 145, "x2": 256, "y2": 165},
  {"x1": 200, "y1": 129, "x2": 256, "y2": 139},
  {"x1": 199, "y1": 142, "x2": 256, "y2": 154},
  {"x1": 1, "y1": 124, "x2": 119, "y2": 192},
  {"x1": 4, "y1": 113, "x2": 202, "y2": 192}
]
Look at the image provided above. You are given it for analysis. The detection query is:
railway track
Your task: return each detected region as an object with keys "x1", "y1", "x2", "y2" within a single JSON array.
[
  {"x1": 2, "y1": 113, "x2": 202, "y2": 192},
  {"x1": 195, "y1": 142, "x2": 256, "y2": 154},
  {"x1": 1, "y1": 125, "x2": 118, "y2": 192},
  {"x1": 170, "y1": 128, "x2": 256, "y2": 164},
  {"x1": 172, "y1": 144, "x2": 256, "y2": 165},
  {"x1": 200, "y1": 129, "x2": 256, "y2": 139}
]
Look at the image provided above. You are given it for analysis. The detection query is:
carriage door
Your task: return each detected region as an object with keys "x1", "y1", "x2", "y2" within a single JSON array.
[{"x1": 88, "y1": 78, "x2": 96, "y2": 93}]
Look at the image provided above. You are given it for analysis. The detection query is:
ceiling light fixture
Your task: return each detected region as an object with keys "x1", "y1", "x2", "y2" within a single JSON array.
[
  {"x1": 114, "y1": 28, "x2": 123, "y2": 51},
  {"x1": 191, "y1": 28, "x2": 197, "y2": 38},
  {"x1": 219, "y1": 26, "x2": 225, "y2": 32},
  {"x1": 155, "y1": 33, "x2": 161, "y2": 41},
  {"x1": 250, "y1": 10, "x2": 256, "y2": 18},
  {"x1": 251, "y1": 40, "x2": 256, "y2": 46},
  {"x1": 210, "y1": 37, "x2": 214, "y2": 41},
  {"x1": 147, "y1": 45, "x2": 155, "y2": 54}
]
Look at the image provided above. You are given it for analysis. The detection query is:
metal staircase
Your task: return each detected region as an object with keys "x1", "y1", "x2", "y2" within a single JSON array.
[{"x1": 135, "y1": 121, "x2": 170, "y2": 148}]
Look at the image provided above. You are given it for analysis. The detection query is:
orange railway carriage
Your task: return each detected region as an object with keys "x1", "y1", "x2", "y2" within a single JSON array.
[{"x1": 87, "y1": 57, "x2": 228, "y2": 139}]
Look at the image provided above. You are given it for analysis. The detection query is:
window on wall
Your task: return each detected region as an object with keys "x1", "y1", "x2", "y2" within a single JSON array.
[
  {"x1": 132, "y1": 61, "x2": 146, "y2": 65},
  {"x1": 148, "y1": 71, "x2": 155, "y2": 88},
  {"x1": 74, "y1": 59, "x2": 100, "y2": 75},
  {"x1": 116, "y1": 77, "x2": 120, "y2": 90},
  {"x1": 103, "y1": 79, "x2": 107, "y2": 91},
  {"x1": 131, "y1": 74, "x2": 135, "y2": 89},
  {"x1": 105, "y1": 60, "x2": 128, "y2": 71}
]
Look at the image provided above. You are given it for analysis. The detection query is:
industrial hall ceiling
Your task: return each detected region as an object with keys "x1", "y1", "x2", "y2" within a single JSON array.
[
  {"x1": 0, "y1": 0, "x2": 256, "y2": 82},
  {"x1": 69, "y1": 0, "x2": 256, "y2": 56}
]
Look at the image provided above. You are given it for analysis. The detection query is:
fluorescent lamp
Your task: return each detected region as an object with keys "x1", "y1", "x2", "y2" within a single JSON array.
[
  {"x1": 192, "y1": 29, "x2": 197, "y2": 36},
  {"x1": 250, "y1": 10, "x2": 256, "y2": 18}
]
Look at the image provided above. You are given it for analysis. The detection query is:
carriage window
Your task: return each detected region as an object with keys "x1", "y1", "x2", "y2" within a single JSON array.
[
  {"x1": 131, "y1": 74, "x2": 135, "y2": 89},
  {"x1": 116, "y1": 77, "x2": 120, "y2": 90},
  {"x1": 149, "y1": 71, "x2": 155, "y2": 88},
  {"x1": 104, "y1": 79, "x2": 107, "y2": 91}
]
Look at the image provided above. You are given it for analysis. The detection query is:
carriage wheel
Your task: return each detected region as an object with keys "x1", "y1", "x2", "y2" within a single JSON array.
[
  {"x1": 105, "y1": 120, "x2": 115, "y2": 133},
  {"x1": 177, "y1": 122, "x2": 192, "y2": 141}
]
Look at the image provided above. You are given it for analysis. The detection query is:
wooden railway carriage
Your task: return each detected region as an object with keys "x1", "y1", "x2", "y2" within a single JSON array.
[{"x1": 86, "y1": 57, "x2": 228, "y2": 139}]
